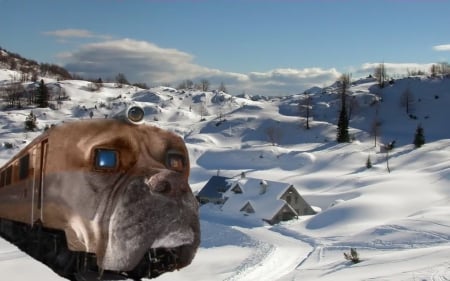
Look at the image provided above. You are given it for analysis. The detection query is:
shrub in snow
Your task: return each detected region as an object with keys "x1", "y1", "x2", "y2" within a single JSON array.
[
  {"x1": 366, "y1": 155, "x2": 372, "y2": 169},
  {"x1": 413, "y1": 124, "x2": 425, "y2": 148},
  {"x1": 344, "y1": 248, "x2": 360, "y2": 264},
  {"x1": 24, "y1": 111, "x2": 37, "y2": 131},
  {"x1": 3, "y1": 142, "x2": 13, "y2": 149}
]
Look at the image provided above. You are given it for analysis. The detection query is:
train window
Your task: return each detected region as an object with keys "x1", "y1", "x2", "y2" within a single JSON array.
[
  {"x1": 19, "y1": 154, "x2": 30, "y2": 180},
  {"x1": 95, "y1": 149, "x2": 118, "y2": 170},
  {"x1": 5, "y1": 166, "x2": 12, "y2": 185},
  {"x1": 0, "y1": 170, "x2": 5, "y2": 188}
]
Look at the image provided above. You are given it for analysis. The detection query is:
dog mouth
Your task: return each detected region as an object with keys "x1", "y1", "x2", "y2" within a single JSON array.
[
  {"x1": 129, "y1": 242, "x2": 196, "y2": 278},
  {"x1": 100, "y1": 175, "x2": 200, "y2": 277}
]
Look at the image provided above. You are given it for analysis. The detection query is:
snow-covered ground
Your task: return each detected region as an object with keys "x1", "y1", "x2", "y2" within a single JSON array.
[{"x1": 1, "y1": 68, "x2": 449, "y2": 280}]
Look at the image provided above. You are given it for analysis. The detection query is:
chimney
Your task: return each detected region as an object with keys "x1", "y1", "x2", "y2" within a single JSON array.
[{"x1": 259, "y1": 180, "x2": 268, "y2": 195}]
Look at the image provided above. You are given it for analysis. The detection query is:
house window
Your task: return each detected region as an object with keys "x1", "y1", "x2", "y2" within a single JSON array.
[
  {"x1": 231, "y1": 185, "x2": 242, "y2": 194},
  {"x1": 240, "y1": 202, "x2": 255, "y2": 213}
]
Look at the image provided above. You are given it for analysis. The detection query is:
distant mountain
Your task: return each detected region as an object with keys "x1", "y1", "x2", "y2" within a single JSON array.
[
  {"x1": 1, "y1": 47, "x2": 450, "y2": 151},
  {"x1": 0, "y1": 47, "x2": 71, "y2": 80}
]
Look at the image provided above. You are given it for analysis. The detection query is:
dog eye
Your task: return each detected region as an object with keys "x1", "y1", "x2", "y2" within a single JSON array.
[
  {"x1": 95, "y1": 149, "x2": 118, "y2": 169},
  {"x1": 167, "y1": 153, "x2": 185, "y2": 173}
]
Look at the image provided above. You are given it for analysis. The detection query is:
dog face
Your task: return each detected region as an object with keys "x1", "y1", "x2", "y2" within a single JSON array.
[{"x1": 43, "y1": 120, "x2": 200, "y2": 274}]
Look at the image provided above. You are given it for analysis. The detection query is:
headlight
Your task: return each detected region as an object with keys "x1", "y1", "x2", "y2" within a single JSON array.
[
  {"x1": 127, "y1": 106, "x2": 145, "y2": 124},
  {"x1": 114, "y1": 105, "x2": 145, "y2": 125}
]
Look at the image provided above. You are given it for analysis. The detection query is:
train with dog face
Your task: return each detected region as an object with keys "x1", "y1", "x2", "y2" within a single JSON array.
[{"x1": 0, "y1": 106, "x2": 200, "y2": 280}]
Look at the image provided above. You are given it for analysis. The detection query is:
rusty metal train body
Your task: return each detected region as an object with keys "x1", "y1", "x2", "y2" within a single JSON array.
[{"x1": 0, "y1": 106, "x2": 200, "y2": 280}]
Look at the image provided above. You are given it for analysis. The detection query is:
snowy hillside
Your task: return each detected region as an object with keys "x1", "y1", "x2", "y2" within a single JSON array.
[{"x1": 0, "y1": 68, "x2": 449, "y2": 280}]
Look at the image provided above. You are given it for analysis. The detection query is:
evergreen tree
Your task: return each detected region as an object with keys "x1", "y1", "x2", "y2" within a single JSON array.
[
  {"x1": 36, "y1": 79, "x2": 49, "y2": 108},
  {"x1": 366, "y1": 155, "x2": 372, "y2": 169},
  {"x1": 413, "y1": 124, "x2": 425, "y2": 148},
  {"x1": 336, "y1": 74, "x2": 350, "y2": 143},
  {"x1": 24, "y1": 111, "x2": 37, "y2": 131}
]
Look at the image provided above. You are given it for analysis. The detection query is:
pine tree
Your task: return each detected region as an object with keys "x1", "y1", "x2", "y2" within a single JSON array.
[
  {"x1": 366, "y1": 155, "x2": 372, "y2": 169},
  {"x1": 24, "y1": 111, "x2": 37, "y2": 131},
  {"x1": 413, "y1": 124, "x2": 425, "y2": 148},
  {"x1": 336, "y1": 74, "x2": 350, "y2": 143},
  {"x1": 36, "y1": 79, "x2": 49, "y2": 108}
]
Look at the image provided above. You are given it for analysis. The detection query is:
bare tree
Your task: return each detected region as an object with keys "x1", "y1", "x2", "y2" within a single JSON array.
[
  {"x1": 430, "y1": 62, "x2": 450, "y2": 77},
  {"x1": 384, "y1": 140, "x2": 395, "y2": 173},
  {"x1": 185, "y1": 79, "x2": 194, "y2": 89},
  {"x1": 198, "y1": 102, "x2": 208, "y2": 121},
  {"x1": 370, "y1": 118, "x2": 382, "y2": 147},
  {"x1": 178, "y1": 79, "x2": 195, "y2": 90},
  {"x1": 115, "y1": 73, "x2": 129, "y2": 88},
  {"x1": 3, "y1": 81, "x2": 25, "y2": 108},
  {"x1": 218, "y1": 81, "x2": 227, "y2": 93},
  {"x1": 430, "y1": 64, "x2": 440, "y2": 78},
  {"x1": 265, "y1": 126, "x2": 282, "y2": 146},
  {"x1": 374, "y1": 63, "x2": 387, "y2": 88},
  {"x1": 200, "y1": 79, "x2": 210, "y2": 91},
  {"x1": 441, "y1": 62, "x2": 450, "y2": 75},
  {"x1": 298, "y1": 92, "x2": 313, "y2": 129},
  {"x1": 400, "y1": 87, "x2": 414, "y2": 114}
]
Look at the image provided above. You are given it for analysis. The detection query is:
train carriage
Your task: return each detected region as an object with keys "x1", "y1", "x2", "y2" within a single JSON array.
[{"x1": 0, "y1": 106, "x2": 200, "y2": 280}]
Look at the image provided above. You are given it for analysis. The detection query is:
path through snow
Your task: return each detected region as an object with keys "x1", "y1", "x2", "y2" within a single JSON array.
[{"x1": 225, "y1": 227, "x2": 312, "y2": 281}]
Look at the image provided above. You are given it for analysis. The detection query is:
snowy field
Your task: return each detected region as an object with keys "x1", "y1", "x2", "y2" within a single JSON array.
[{"x1": 0, "y1": 68, "x2": 449, "y2": 280}]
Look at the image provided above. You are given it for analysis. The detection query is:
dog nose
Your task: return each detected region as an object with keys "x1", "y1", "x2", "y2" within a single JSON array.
[{"x1": 147, "y1": 170, "x2": 190, "y2": 197}]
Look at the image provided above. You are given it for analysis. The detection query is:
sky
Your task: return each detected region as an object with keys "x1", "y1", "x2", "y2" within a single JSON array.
[{"x1": 2, "y1": 0, "x2": 450, "y2": 95}]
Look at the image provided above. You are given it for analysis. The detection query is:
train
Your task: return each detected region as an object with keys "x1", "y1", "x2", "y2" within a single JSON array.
[{"x1": 0, "y1": 106, "x2": 200, "y2": 280}]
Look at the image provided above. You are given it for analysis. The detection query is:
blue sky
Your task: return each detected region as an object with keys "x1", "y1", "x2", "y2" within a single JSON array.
[{"x1": 2, "y1": 0, "x2": 450, "y2": 95}]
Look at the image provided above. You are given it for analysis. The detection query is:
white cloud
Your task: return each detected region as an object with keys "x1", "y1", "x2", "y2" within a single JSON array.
[
  {"x1": 61, "y1": 38, "x2": 341, "y2": 96},
  {"x1": 245, "y1": 68, "x2": 340, "y2": 95},
  {"x1": 358, "y1": 62, "x2": 433, "y2": 77},
  {"x1": 60, "y1": 38, "x2": 443, "y2": 96},
  {"x1": 43, "y1": 29, "x2": 112, "y2": 40},
  {"x1": 433, "y1": 44, "x2": 450, "y2": 52}
]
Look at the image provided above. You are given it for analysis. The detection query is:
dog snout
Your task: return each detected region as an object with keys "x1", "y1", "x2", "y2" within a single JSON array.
[{"x1": 146, "y1": 170, "x2": 190, "y2": 197}]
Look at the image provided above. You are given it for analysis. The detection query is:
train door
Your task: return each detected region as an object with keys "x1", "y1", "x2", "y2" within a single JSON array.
[{"x1": 31, "y1": 139, "x2": 48, "y2": 224}]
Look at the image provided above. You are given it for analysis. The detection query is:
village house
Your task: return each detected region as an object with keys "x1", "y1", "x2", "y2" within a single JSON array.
[{"x1": 197, "y1": 175, "x2": 316, "y2": 225}]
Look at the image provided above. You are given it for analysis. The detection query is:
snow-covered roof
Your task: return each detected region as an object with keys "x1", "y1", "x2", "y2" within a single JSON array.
[
  {"x1": 197, "y1": 175, "x2": 230, "y2": 199},
  {"x1": 221, "y1": 177, "x2": 294, "y2": 221}
]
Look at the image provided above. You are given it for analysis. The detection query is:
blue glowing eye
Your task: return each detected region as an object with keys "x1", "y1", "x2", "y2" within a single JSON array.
[{"x1": 95, "y1": 149, "x2": 117, "y2": 169}]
